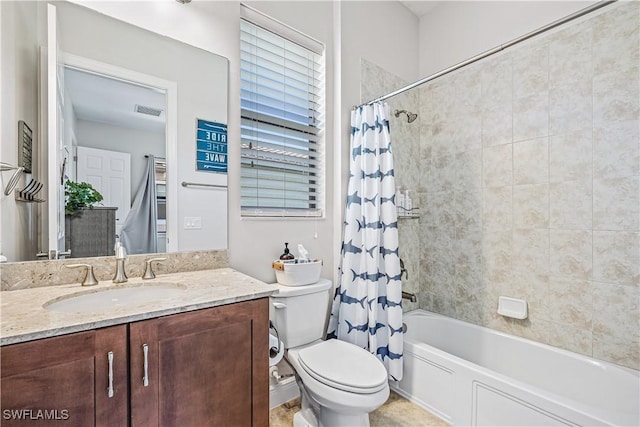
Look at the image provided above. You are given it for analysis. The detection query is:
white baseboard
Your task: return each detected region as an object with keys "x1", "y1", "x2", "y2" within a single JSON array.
[{"x1": 270, "y1": 376, "x2": 300, "y2": 409}]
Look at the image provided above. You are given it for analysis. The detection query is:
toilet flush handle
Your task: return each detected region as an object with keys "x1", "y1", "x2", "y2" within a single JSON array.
[{"x1": 272, "y1": 302, "x2": 287, "y2": 309}]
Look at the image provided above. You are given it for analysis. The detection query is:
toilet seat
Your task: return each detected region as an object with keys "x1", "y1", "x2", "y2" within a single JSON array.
[{"x1": 297, "y1": 339, "x2": 388, "y2": 394}]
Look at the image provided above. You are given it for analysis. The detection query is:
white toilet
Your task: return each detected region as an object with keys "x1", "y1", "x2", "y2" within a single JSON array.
[{"x1": 271, "y1": 278, "x2": 390, "y2": 427}]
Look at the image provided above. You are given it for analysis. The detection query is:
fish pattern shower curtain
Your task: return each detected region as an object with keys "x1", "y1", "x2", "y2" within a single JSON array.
[{"x1": 327, "y1": 102, "x2": 403, "y2": 381}]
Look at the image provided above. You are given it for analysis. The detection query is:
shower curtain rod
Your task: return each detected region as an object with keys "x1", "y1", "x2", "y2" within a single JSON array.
[{"x1": 359, "y1": 0, "x2": 615, "y2": 108}]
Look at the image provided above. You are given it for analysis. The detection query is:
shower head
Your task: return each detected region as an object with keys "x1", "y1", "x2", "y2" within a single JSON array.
[{"x1": 394, "y1": 109, "x2": 418, "y2": 123}]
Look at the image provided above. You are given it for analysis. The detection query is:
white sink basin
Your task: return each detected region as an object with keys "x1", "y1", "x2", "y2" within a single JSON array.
[{"x1": 43, "y1": 283, "x2": 187, "y2": 313}]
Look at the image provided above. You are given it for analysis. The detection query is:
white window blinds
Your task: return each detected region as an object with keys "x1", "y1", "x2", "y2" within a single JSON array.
[{"x1": 240, "y1": 15, "x2": 324, "y2": 217}]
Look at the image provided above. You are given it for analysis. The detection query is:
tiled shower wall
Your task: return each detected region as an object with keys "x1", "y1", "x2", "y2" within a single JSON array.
[
  {"x1": 361, "y1": 60, "x2": 421, "y2": 313},
  {"x1": 418, "y1": 2, "x2": 639, "y2": 370},
  {"x1": 362, "y1": 2, "x2": 639, "y2": 370}
]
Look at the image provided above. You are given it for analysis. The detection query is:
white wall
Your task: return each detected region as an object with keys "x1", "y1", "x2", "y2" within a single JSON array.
[
  {"x1": 72, "y1": 1, "x2": 337, "y2": 282},
  {"x1": 235, "y1": 1, "x2": 337, "y2": 283},
  {"x1": 0, "y1": 1, "x2": 40, "y2": 261},
  {"x1": 75, "y1": 120, "x2": 164, "y2": 197},
  {"x1": 57, "y1": 1, "x2": 229, "y2": 254},
  {"x1": 419, "y1": 1, "x2": 596, "y2": 76}
]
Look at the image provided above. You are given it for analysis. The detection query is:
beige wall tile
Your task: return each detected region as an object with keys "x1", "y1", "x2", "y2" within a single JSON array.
[
  {"x1": 513, "y1": 228, "x2": 549, "y2": 275},
  {"x1": 513, "y1": 92, "x2": 549, "y2": 143},
  {"x1": 592, "y1": 282, "x2": 640, "y2": 341},
  {"x1": 550, "y1": 230, "x2": 592, "y2": 280},
  {"x1": 593, "y1": 176, "x2": 640, "y2": 231},
  {"x1": 594, "y1": 66, "x2": 640, "y2": 125},
  {"x1": 513, "y1": 138, "x2": 549, "y2": 185},
  {"x1": 549, "y1": 132, "x2": 592, "y2": 183},
  {"x1": 549, "y1": 81, "x2": 593, "y2": 135},
  {"x1": 547, "y1": 276, "x2": 593, "y2": 329},
  {"x1": 549, "y1": 25, "x2": 592, "y2": 85},
  {"x1": 480, "y1": 56, "x2": 512, "y2": 108},
  {"x1": 513, "y1": 45, "x2": 549, "y2": 99},
  {"x1": 549, "y1": 180, "x2": 593, "y2": 229},
  {"x1": 483, "y1": 230, "x2": 513, "y2": 285},
  {"x1": 483, "y1": 144, "x2": 513, "y2": 188},
  {"x1": 593, "y1": 120, "x2": 639, "y2": 180},
  {"x1": 455, "y1": 187, "x2": 483, "y2": 228},
  {"x1": 482, "y1": 104, "x2": 513, "y2": 147},
  {"x1": 429, "y1": 152, "x2": 455, "y2": 194},
  {"x1": 509, "y1": 270, "x2": 549, "y2": 320},
  {"x1": 483, "y1": 186, "x2": 512, "y2": 231},
  {"x1": 454, "y1": 226, "x2": 483, "y2": 285},
  {"x1": 547, "y1": 322, "x2": 593, "y2": 357},
  {"x1": 593, "y1": 332, "x2": 640, "y2": 370},
  {"x1": 454, "y1": 115, "x2": 482, "y2": 153},
  {"x1": 593, "y1": 231, "x2": 640, "y2": 285},
  {"x1": 513, "y1": 184, "x2": 549, "y2": 229},
  {"x1": 455, "y1": 149, "x2": 483, "y2": 191},
  {"x1": 592, "y1": 2, "x2": 640, "y2": 76}
]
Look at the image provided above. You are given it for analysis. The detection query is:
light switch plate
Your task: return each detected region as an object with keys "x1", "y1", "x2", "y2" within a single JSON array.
[{"x1": 184, "y1": 216, "x2": 202, "y2": 230}]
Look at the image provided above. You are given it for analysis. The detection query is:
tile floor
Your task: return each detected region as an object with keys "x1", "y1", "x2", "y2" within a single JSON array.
[{"x1": 270, "y1": 391, "x2": 448, "y2": 427}]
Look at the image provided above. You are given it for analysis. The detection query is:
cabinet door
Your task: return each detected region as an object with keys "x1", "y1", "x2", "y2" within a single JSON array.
[
  {"x1": 95, "y1": 325, "x2": 129, "y2": 427},
  {"x1": 0, "y1": 325, "x2": 127, "y2": 427},
  {"x1": 130, "y1": 298, "x2": 269, "y2": 427}
]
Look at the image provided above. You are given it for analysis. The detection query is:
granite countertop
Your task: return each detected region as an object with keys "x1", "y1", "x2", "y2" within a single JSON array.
[{"x1": 1, "y1": 268, "x2": 277, "y2": 346}]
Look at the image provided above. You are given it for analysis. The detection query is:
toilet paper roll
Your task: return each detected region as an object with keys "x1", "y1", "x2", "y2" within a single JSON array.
[{"x1": 269, "y1": 333, "x2": 284, "y2": 366}]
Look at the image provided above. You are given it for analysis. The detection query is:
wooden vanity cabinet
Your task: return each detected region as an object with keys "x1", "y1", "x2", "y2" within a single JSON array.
[
  {"x1": 0, "y1": 298, "x2": 269, "y2": 427},
  {"x1": 130, "y1": 298, "x2": 269, "y2": 427},
  {"x1": 0, "y1": 325, "x2": 128, "y2": 427}
]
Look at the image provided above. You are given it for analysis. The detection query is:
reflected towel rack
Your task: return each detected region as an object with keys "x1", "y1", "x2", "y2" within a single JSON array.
[
  {"x1": 15, "y1": 178, "x2": 45, "y2": 203},
  {"x1": 181, "y1": 181, "x2": 227, "y2": 190},
  {"x1": 1, "y1": 162, "x2": 24, "y2": 196}
]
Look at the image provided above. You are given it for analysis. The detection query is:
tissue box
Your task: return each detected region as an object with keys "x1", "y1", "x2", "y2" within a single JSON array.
[{"x1": 272, "y1": 260, "x2": 322, "y2": 286}]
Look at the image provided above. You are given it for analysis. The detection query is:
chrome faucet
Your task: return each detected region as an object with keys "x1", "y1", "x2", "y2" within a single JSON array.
[
  {"x1": 142, "y1": 257, "x2": 167, "y2": 280},
  {"x1": 112, "y1": 242, "x2": 128, "y2": 283},
  {"x1": 65, "y1": 263, "x2": 98, "y2": 286}
]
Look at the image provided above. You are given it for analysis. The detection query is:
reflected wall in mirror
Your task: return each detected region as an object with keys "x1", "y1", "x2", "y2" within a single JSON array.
[
  {"x1": 64, "y1": 66, "x2": 167, "y2": 256},
  {"x1": 0, "y1": 0, "x2": 229, "y2": 262}
]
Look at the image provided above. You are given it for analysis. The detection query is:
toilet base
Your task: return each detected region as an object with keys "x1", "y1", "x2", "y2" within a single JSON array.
[
  {"x1": 292, "y1": 406, "x2": 371, "y2": 427},
  {"x1": 319, "y1": 407, "x2": 370, "y2": 427},
  {"x1": 293, "y1": 408, "x2": 318, "y2": 427}
]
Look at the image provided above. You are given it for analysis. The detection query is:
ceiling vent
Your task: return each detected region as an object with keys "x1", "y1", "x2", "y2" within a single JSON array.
[{"x1": 135, "y1": 104, "x2": 163, "y2": 117}]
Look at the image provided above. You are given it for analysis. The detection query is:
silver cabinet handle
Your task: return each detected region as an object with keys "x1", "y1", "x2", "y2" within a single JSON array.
[
  {"x1": 107, "y1": 351, "x2": 114, "y2": 398},
  {"x1": 142, "y1": 344, "x2": 149, "y2": 387}
]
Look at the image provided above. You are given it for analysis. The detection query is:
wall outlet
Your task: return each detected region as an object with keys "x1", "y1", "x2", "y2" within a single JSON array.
[{"x1": 184, "y1": 216, "x2": 202, "y2": 230}]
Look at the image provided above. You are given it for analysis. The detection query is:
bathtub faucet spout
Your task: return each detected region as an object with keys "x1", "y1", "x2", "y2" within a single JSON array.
[{"x1": 402, "y1": 291, "x2": 417, "y2": 303}]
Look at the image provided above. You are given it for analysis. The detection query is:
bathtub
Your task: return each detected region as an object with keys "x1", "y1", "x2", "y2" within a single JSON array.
[{"x1": 391, "y1": 310, "x2": 639, "y2": 426}]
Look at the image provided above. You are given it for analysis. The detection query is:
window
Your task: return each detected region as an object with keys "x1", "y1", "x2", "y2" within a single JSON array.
[{"x1": 240, "y1": 10, "x2": 324, "y2": 217}]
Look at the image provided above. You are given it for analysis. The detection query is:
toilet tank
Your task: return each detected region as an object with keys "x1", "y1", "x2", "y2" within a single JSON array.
[{"x1": 270, "y1": 279, "x2": 332, "y2": 349}]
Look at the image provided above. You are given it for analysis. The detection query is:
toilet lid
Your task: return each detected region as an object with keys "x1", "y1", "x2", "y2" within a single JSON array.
[{"x1": 297, "y1": 339, "x2": 388, "y2": 394}]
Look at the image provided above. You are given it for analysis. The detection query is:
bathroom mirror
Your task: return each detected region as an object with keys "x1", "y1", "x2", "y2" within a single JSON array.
[{"x1": 1, "y1": 1, "x2": 229, "y2": 262}]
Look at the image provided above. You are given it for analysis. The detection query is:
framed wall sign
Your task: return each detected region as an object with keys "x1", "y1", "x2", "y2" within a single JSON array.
[
  {"x1": 196, "y1": 119, "x2": 227, "y2": 173},
  {"x1": 18, "y1": 120, "x2": 33, "y2": 173}
]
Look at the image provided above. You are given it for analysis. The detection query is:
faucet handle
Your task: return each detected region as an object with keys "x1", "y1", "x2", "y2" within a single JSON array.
[
  {"x1": 142, "y1": 257, "x2": 166, "y2": 280},
  {"x1": 65, "y1": 264, "x2": 99, "y2": 286}
]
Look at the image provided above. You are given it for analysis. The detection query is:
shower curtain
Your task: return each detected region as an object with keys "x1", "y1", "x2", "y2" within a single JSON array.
[
  {"x1": 120, "y1": 155, "x2": 157, "y2": 254},
  {"x1": 327, "y1": 102, "x2": 403, "y2": 381}
]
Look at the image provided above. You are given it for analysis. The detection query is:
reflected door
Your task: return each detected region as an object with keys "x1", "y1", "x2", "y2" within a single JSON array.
[{"x1": 76, "y1": 146, "x2": 131, "y2": 237}]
